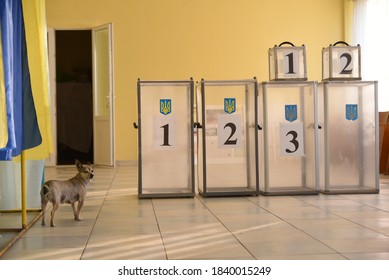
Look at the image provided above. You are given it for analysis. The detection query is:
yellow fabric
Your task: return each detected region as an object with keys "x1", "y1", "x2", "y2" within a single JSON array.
[
  {"x1": 21, "y1": 0, "x2": 53, "y2": 159},
  {"x1": 0, "y1": 28, "x2": 8, "y2": 149}
]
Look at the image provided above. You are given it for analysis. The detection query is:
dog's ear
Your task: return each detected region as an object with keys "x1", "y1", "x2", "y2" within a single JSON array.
[{"x1": 75, "y1": 159, "x2": 83, "y2": 171}]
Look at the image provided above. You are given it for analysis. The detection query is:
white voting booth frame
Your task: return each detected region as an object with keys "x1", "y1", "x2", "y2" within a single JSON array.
[
  {"x1": 258, "y1": 81, "x2": 320, "y2": 196},
  {"x1": 258, "y1": 42, "x2": 320, "y2": 195},
  {"x1": 196, "y1": 79, "x2": 259, "y2": 197},
  {"x1": 136, "y1": 79, "x2": 195, "y2": 198},
  {"x1": 319, "y1": 81, "x2": 379, "y2": 194},
  {"x1": 319, "y1": 42, "x2": 379, "y2": 194}
]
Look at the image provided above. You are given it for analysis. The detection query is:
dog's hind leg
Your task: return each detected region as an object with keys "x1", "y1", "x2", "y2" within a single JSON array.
[
  {"x1": 41, "y1": 185, "x2": 50, "y2": 226},
  {"x1": 50, "y1": 202, "x2": 60, "y2": 227},
  {"x1": 41, "y1": 197, "x2": 48, "y2": 226}
]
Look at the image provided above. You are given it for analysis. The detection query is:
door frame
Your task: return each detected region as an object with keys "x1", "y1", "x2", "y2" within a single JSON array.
[{"x1": 46, "y1": 26, "x2": 115, "y2": 166}]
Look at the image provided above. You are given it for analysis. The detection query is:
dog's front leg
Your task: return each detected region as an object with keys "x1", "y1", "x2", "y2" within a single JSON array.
[
  {"x1": 74, "y1": 200, "x2": 84, "y2": 221},
  {"x1": 71, "y1": 202, "x2": 78, "y2": 220}
]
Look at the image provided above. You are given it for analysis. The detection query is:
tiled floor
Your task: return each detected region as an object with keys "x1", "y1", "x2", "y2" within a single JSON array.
[{"x1": 1, "y1": 165, "x2": 389, "y2": 260}]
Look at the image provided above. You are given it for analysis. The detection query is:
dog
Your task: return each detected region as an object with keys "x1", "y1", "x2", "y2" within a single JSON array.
[{"x1": 41, "y1": 159, "x2": 94, "y2": 227}]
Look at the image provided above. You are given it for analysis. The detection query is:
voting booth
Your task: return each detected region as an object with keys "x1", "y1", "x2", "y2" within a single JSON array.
[
  {"x1": 319, "y1": 41, "x2": 379, "y2": 194},
  {"x1": 319, "y1": 81, "x2": 379, "y2": 194},
  {"x1": 258, "y1": 42, "x2": 319, "y2": 195},
  {"x1": 136, "y1": 79, "x2": 195, "y2": 198},
  {"x1": 258, "y1": 81, "x2": 320, "y2": 195},
  {"x1": 196, "y1": 79, "x2": 259, "y2": 197}
]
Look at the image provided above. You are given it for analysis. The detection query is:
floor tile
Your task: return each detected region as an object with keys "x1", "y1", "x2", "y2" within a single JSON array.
[{"x1": 2, "y1": 166, "x2": 389, "y2": 260}]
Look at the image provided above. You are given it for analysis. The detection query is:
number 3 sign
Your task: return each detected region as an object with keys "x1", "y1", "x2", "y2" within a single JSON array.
[{"x1": 279, "y1": 122, "x2": 304, "y2": 156}]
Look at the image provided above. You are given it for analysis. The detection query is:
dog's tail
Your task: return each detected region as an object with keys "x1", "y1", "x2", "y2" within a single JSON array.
[{"x1": 41, "y1": 184, "x2": 50, "y2": 197}]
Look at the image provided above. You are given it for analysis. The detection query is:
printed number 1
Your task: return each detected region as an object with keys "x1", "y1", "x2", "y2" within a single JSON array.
[
  {"x1": 285, "y1": 52, "x2": 296, "y2": 74},
  {"x1": 160, "y1": 124, "x2": 171, "y2": 146}
]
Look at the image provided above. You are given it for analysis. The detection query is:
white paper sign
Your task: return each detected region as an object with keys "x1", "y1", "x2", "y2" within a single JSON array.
[
  {"x1": 279, "y1": 122, "x2": 304, "y2": 157},
  {"x1": 282, "y1": 49, "x2": 300, "y2": 77},
  {"x1": 217, "y1": 114, "x2": 242, "y2": 148},
  {"x1": 337, "y1": 51, "x2": 354, "y2": 75},
  {"x1": 154, "y1": 116, "x2": 177, "y2": 149}
]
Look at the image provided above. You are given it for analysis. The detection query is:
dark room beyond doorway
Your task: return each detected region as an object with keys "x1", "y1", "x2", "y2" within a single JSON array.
[{"x1": 56, "y1": 30, "x2": 93, "y2": 165}]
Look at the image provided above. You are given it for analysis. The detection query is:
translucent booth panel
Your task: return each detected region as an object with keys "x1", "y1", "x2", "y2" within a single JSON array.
[
  {"x1": 258, "y1": 81, "x2": 319, "y2": 195},
  {"x1": 196, "y1": 79, "x2": 259, "y2": 197},
  {"x1": 137, "y1": 80, "x2": 195, "y2": 198},
  {"x1": 318, "y1": 81, "x2": 379, "y2": 194}
]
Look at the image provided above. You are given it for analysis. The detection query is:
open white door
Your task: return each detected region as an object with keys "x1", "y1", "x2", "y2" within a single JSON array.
[{"x1": 92, "y1": 24, "x2": 114, "y2": 166}]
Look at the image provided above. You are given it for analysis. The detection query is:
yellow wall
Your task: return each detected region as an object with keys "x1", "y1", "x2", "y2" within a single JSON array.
[{"x1": 46, "y1": 0, "x2": 345, "y2": 162}]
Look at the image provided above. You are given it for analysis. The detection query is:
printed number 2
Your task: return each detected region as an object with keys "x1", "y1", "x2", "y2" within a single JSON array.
[
  {"x1": 224, "y1": 122, "x2": 237, "y2": 145},
  {"x1": 340, "y1": 53, "x2": 353, "y2": 74},
  {"x1": 285, "y1": 130, "x2": 299, "y2": 153},
  {"x1": 160, "y1": 124, "x2": 171, "y2": 146}
]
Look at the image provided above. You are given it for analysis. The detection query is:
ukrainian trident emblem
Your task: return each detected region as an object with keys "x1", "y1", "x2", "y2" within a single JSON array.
[
  {"x1": 160, "y1": 99, "x2": 172, "y2": 115},
  {"x1": 346, "y1": 104, "x2": 358, "y2": 121},
  {"x1": 285, "y1": 105, "x2": 297, "y2": 122},
  {"x1": 224, "y1": 98, "x2": 236, "y2": 114}
]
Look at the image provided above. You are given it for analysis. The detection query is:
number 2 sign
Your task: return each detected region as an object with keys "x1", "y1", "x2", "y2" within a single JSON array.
[
  {"x1": 279, "y1": 122, "x2": 304, "y2": 157},
  {"x1": 218, "y1": 114, "x2": 242, "y2": 149},
  {"x1": 322, "y1": 42, "x2": 361, "y2": 80}
]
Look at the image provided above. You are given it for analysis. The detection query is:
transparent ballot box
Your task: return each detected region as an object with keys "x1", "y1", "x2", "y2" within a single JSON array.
[
  {"x1": 322, "y1": 42, "x2": 361, "y2": 81},
  {"x1": 196, "y1": 79, "x2": 259, "y2": 197},
  {"x1": 258, "y1": 81, "x2": 319, "y2": 195},
  {"x1": 268, "y1": 42, "x2": 307, "y2": 81},
  {"x1": 318, "y1": 81, "x2": 379, "y2": 194},
  {"x1": 136, "y1": 80, "x2": 195, "y2": 198}
]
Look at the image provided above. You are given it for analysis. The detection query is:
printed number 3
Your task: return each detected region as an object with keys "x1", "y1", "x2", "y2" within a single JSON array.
[{"x1": 285, "y1": 130, "x2": 299, "y2": 153}]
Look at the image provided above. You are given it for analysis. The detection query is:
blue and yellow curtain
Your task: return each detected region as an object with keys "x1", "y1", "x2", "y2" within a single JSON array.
[{"x1": 0, "y1": 0, "x2": 52, "y2": 161}]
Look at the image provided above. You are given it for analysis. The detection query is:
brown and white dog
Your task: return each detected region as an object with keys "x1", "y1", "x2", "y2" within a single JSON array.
[{"x1": 40, "y1": 160, "x2": 94, "y2": 227}]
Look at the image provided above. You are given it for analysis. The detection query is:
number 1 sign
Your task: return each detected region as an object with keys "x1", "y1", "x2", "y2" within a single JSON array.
[{"x1": 268, "y1": 42, "x2": 307, "y2": 81}]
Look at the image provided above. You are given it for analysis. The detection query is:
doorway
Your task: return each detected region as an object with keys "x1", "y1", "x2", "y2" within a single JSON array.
[{"x1": 55, "y1": 30, "x2": 94, "y2": 165}]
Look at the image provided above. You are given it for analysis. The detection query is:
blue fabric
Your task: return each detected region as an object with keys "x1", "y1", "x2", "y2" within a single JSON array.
[
  {"x1": 0, "y1": 0, "x2": 17, "y2": 160},
  {"x1": 0, "y1": 0, "x2": 41, "y2": 160},
  {"x1": 21, "y1": 7, "x2": 42, "y2": 153}
]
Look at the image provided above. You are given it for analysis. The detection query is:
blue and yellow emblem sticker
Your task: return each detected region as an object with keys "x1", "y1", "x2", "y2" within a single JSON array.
[
  {"x1": 346, "y1": 104, "x2": 358, "y2": 121},
  {"x1": 160, "y1": 99, "x2": 172, "y2": 115},
  {"x1": 224, "y1": 98, "x2": 236, "y2": 114},
  {"x1": 285, "y1": 105, "x2": 297, "y2": 122}
]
